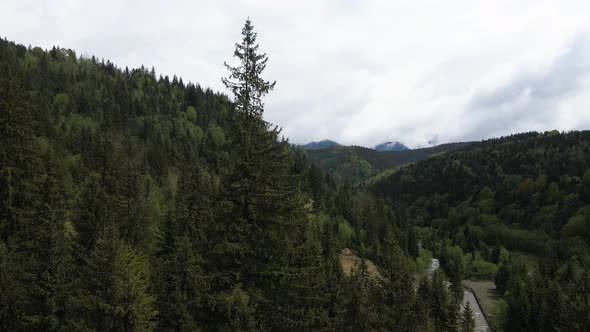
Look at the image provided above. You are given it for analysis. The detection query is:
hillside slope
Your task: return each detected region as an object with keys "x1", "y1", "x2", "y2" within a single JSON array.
[
  {"x1": 375, "y1": 141, "x2": 409, "y2": 151},
  {"x1": 372, "y1": 131, "x2": 590, "y2": 255},
  {"x1": 301, "y1": 139, "x2": 341, "y2": 150},
  {"x1": 0, "y1": 36, "x2": 437, "y2": 331},
  {"x1": 305, "y1": 142, "x2": 472, "y2": 183}
]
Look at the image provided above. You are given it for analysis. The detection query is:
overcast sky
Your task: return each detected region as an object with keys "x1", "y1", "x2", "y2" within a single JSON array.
[{"x1": 3, "y1": 0, "x2": 590, "y2": 147}]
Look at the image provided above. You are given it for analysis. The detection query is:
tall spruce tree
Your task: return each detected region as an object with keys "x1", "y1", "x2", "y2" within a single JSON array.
[
  {"x1": 222, "y1": 19, "x2": 275, "y2": 120},
  {"x1": 216, "y1": 18, "x2": 310, "y2": 329}
]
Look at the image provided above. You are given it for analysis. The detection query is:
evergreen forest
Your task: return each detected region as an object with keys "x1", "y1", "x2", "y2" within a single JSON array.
[{"x1": 1, "y1": 18, "x2": 589, "y2": 332}]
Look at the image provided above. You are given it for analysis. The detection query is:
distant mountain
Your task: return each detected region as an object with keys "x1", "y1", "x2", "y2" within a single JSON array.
[
  {"x1": 305, "y1": 142, "x2": 472, "y2": 183},
  {"x1": 375, "y1": 141, "x2": 409, "y2": 152},
  {"x1": 301, "y1": 139, "x2": 341, "y2": 150}
]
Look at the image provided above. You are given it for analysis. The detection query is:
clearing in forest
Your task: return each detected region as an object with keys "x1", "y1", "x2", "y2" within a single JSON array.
[{"x1": 338, "y1": 248, "x2": 383, "y2": 280}]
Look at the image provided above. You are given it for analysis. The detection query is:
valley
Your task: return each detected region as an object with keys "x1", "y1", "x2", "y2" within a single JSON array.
[
  {"x1": 1, "y1": 10, "x2": 590, "y2": 332},
  {"x1": 304, "y1": 142, "x2": 472, "y2": 183}
]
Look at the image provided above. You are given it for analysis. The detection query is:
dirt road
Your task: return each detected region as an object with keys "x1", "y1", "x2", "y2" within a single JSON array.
[{"x1": 464, "y1": 289, "x2": 490, "y2": 331}]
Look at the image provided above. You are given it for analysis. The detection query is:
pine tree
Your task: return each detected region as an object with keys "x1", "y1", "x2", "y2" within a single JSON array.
[
  {"x1": 343, "y1": 259, "x2": 379, "y2": 331},
  {"x1": 495, "y1": 259, "x2": 512, "y2": 295},
  {"x1": 430, "y1": 270, "x2": 453, "y2": 332},
  {"x1": 273, "y1": 234, "x2": 329, "y2": 330},
  {"x1": 460, "y1": 302, "x2": 475, "y2": 332},
  {"x1": 155, "y1": 235, "x2": 204, "y2": 331},
  {"x1": 379, "y1": 232, "x2": 419, "y2": 331},
  {"x1": 407, "y1": 226, "x2": 419, "y2": 258},
  {"x1": 75, "y1": 173, "x2": 112, "y2": 250},
  {"x1": 320, "y1": 220, "x2": 346, "y2": 329},
  {"x1": 416, "y1": 275, "x2": 434, "y2": 331},
  {"x1": 79, "y1": 225, "x2": 157, "y2": 331},
  {"x1": 222, "y1": 18, "x2": 275, "y2": 120},
  {"x1": 504, "y1": 277, "x2": 533, "y2": 331},
  {"x1": 19, "y1": 157, "x2": 80, "y2": 330},
  {"x1": 215, "y1": 18, "x2": 308, "y2": 329},
  {"x1": 542, "y1": 280, "x2": 567, "y2": 331},
  {"x1": 155, "y1": 167, "x2": 210, "y2": 330},
  {"x1": 309, "y1": 164, "x2": 326, "y2": 209},
  {"x1": 0, "y1": 241, "x2": 26, "y2": 330},
  {"x1": 0, "y1": 50, "x2": 39, "y2": 241}
]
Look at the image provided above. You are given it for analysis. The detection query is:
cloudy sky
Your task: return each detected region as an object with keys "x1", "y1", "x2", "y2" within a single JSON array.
[{"x1": 3, "y1": 0, "x2": 590, "y2": 147}]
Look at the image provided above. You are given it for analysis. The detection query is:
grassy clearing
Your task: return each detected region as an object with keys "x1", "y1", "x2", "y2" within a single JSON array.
[{"x1": 338, "y1": 249, "x2": 383, "y2": 280}]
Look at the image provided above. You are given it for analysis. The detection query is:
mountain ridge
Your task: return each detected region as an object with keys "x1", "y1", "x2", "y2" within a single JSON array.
[
  {"x1": 304, "y1": 141, "x2": 472, "y2": 183},
  {"x1": 301, "y1": 139, "x2": 341, "y2": 150},
  {"x1": 375, "y1": 141, "x2": 409, "y2": 152}
]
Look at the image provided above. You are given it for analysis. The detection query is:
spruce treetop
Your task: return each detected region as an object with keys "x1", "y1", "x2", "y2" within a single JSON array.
[{"x1": 222, "y1": 18, "x2": 276, "y2": 119}]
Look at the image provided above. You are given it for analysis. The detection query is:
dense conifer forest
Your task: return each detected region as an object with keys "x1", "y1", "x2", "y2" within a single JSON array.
[
  {"x1": 0, "y1": 21, "x2": 466, "y2": 331},
  {"x1": 2, "y1": 18, "x2": 590, "y2": 332},
  {"x1": 370, "y1": 130, "x2": 590, "y2": 330}
]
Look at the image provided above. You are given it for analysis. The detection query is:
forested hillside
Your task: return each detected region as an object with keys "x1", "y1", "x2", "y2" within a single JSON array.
[
  {"x1": 372, "y1": 130, "x2": 590, "y2": 330},
  {"x1": 306, "y1": 142, "x2": 471, "y2": 183},
  {"x1": 0, "y1": 21, "x2": 470, "y2": 331}
]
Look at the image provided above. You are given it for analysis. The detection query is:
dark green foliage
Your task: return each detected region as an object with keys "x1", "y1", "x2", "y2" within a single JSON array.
[
  {"x1": 372, "y1": 131, "x2": 590, "y2": 256},
  {"x1": 491, "y1": 255, "x2": 590, "y2": 331},
  {"x1": 0, "y1": 34, "x2": 235, "y2": 330},
  {"x1": 305, "y1": 142, "x2": 472, "y2": 183},
  {"x1": 0, "y1": 241, "x2": 26, "y2": 330},
  {"x1": 20, "y1": 160, "x2": 81, "y2": 330},
  {"x1": 306, "y1": 146, "x2": 378, "y2": 183},
  {"x1": 415, "y1": 270, "x2": 460, "y2": 332},
  {"x1": 80, "y1": 227, "x2": 157, "y2": 331},
  {"x1": 429, "y1": 271, "x2": 454, "y2": 332},
  {"x1": 342, "y1": 260, "x2": 379, "y2": 331},
  {"x1": 222, "y1": 19, "x2": 275, "y2": 119},
  {"x1": 460, "y1": 302, "x2": 475, "y2": 332},
  {"x1": 0, "y1": 20, "x2": 427, "y2": 329},
  {"x1": 369, "y1": 129, "x2": 590, "y2": 331},
  {"x1": 408, "y1": 226, "x2": 420, "y2": 258},
  {"x1": 203, "y1": 19, "x2": 330, "y2": 329},
  {"x1": 377, "y1": 233, "x2": 421, "y2": 331},
  {"x1": 154, "y1": 168, "x2": 210, "y2": 330}
]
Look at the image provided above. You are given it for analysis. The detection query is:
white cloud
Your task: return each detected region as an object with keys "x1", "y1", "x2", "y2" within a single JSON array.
[{"x1": 2, "y1": 0, "x2": 590, "y2": 147}]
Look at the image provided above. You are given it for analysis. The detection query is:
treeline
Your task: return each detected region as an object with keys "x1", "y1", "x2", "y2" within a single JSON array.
[
  {"x1": 491, "y1": 254, "x2": 590, "y2": 330},
  {"x1": 0, "y1": 21, "x2": 469, "y2": 332}
]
